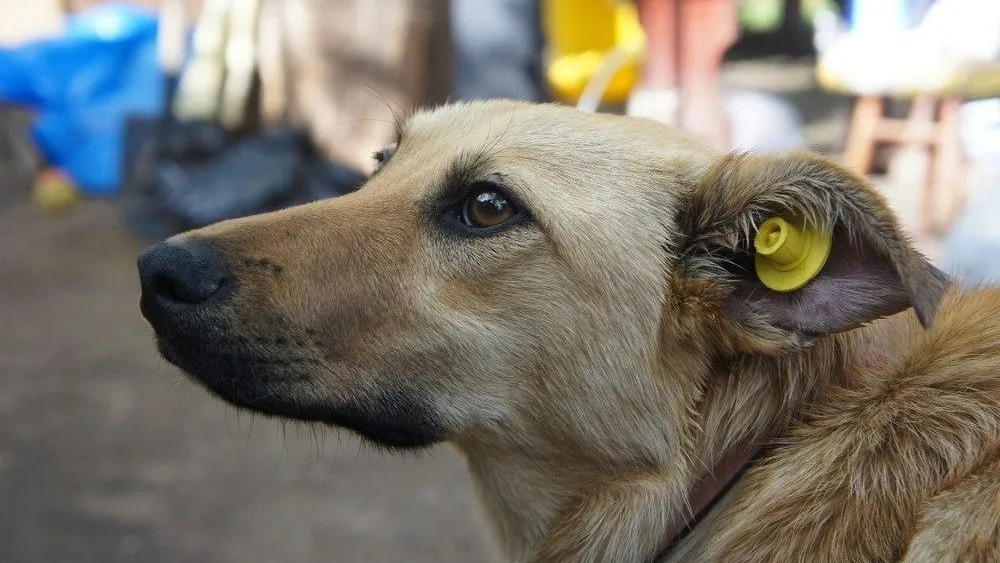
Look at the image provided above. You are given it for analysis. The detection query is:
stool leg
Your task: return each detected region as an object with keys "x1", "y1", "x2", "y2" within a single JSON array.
[
  {"x1": 844, "y1": 95, "x2": 881, "y2": 176},
  {"x1": 899, "y1": 96, "x2": 937, "y2": 236},
  {"x1": 931, "y1": 97, "x2": 966, "y2": 235}
]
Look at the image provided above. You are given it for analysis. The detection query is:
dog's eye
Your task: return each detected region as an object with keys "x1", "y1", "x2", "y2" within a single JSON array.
[
  {"x1": 461, "y1": 186, "x2": 518, "y2": 229},
  {"x1": 371, "y1": 145, "x2": 396, "y2": 172}
]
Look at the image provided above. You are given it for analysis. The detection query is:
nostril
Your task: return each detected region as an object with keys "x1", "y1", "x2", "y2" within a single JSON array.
[
  {"x1": 138, "y1": 241, "x2": 229, "y2": 307},
  {"x1": 151, "y1": 268, "x2": 223, "y2": 304},
  {"x1": 150, "y1": 271, "x2": 179, "y2": 302}
]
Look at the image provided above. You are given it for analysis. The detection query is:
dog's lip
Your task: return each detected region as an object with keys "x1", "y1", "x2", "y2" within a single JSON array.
[
  {"x1": 154, "y1": 328, "x2": 445, "y2": 451},
  {"x1": 155, "y1": 337, "x2": 177, "y2": 361},
  {"x1": 139, "y1": 292, "x2": 160, "y2": 326},
  {"x1": 153, "y1": 333, "x2": 201, "y2": 375},
  {"x1": 154, "y1": 326, "x2": 321, "y2": 384}
]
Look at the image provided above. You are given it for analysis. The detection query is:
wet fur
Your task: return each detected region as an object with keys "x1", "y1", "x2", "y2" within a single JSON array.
[{"x1": 147, "y1": 100, "x2": 1000, "y2": 562}]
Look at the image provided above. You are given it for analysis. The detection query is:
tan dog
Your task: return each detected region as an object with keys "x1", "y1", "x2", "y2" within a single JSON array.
[{"x1": 138, "y1": 100, "x2": 1000, "y2": 562}]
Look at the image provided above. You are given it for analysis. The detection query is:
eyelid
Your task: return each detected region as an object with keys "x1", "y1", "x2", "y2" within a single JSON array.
[{"x1": 473, "y1": 175, "x2": 526, "y2": 213}]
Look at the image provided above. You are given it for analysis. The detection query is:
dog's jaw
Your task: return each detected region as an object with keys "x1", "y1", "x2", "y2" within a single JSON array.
[{"x1": 153, "y1": 328, "x2": 445, "y2": 450}]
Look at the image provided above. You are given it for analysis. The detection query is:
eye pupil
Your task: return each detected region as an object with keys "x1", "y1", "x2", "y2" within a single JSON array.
[{"x1": 462, "y1": 188, "x2": 517, "y2": 229}]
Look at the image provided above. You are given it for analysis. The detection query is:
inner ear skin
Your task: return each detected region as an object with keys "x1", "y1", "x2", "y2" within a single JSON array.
[{"x1": 725, "y1": 226, "x2": 911, "y2": 337}]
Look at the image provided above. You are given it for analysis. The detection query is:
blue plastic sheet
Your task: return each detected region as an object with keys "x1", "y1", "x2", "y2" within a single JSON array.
[{"x1": 0, "y1": 3, "x2": 163, "y2": 195}]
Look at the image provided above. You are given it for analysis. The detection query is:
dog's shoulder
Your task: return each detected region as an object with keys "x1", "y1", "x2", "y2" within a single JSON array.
[
  {"x1": 688, "y1": 286, "x2": 1000, "y2": 561},
  {"x1": 902, "y1": 454, "x2": 1000, "y2": 562},
  {"x1": 895, "y1": 286, "x2": 1000, "y2": 561},
  {"x1": 903, "y1": 285, "x2": 1000, "y2": 385}
]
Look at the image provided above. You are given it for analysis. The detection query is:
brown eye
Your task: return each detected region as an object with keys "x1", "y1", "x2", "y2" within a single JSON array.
[{"x1": 461, "y1": 189, "x2": 517, "y2": 229}]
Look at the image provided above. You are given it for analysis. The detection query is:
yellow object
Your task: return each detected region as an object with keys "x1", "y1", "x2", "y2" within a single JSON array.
[
  {"x1": 543, "y1": 0, "x2": 646, "y2": 106},
  {"x1": 754, "y1": 217, "x2": 832, "y2": 292},
  {"x1": 33, "y1": 170, "x2": 80, "y2": 214}
]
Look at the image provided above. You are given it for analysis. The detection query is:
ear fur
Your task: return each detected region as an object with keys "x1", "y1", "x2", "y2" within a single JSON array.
[{"x1": 678, "y1": 151, "x2": 951, "y2": 352}]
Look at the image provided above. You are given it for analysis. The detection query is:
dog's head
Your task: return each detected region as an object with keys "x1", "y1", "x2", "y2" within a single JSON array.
[{"x1": 138, "y1": 100, "x2": 948, "y2": 459}]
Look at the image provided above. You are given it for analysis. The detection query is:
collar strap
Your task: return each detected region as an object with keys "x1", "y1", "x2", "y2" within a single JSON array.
[
  {"x1": 657, "y1": 356, "x2": 869, "y2": 555},
  {"x1": 660, "y1": 440, "x2": 764, "y2": 554}
]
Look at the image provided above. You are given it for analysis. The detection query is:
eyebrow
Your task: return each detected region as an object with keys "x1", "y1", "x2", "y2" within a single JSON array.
[
  {"x1": 392, "y1": 108, "x2": 415, "y2": 146},
  {"x1": 393, "y1": 117, "x2": 404, "y2": 145},
  {"x1": 443, "y1": 149, "x2": 494, "y2": 192}
]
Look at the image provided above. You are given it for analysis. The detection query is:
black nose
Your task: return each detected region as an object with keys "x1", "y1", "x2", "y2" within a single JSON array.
[{"x1": 138, "y1": 242, "x2": 229, "y2": 312}]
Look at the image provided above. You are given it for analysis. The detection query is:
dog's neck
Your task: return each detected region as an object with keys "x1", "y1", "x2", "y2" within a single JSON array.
[
  {"x1": 453, "y1": 322, "x2": 883, "y2": 562},
  {"x1": 458, "y1": 445, "x2": 588, "y2": 561}
]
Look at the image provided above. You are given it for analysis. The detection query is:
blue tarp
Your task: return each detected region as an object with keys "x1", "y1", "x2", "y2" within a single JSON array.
[{"x1": 0, "y1": 3, "x2": 163, "y2": 195}]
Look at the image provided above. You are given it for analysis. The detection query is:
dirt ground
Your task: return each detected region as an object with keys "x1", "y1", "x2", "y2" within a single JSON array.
[{"x1": 0, "y1": 199, "x2": 492, "y2": 561}]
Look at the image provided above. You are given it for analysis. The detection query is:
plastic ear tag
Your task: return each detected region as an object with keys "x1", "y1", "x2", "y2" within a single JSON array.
[{"x1": 753, "y1": 217, "x2": 832, "y2": 292}]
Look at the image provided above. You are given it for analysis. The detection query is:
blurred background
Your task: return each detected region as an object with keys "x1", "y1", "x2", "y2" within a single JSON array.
[{"x1": 1, "y1": 0, "x2": 998, "y2": 561}]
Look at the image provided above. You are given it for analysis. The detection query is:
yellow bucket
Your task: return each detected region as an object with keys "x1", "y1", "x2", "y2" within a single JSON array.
[{"x1": 543, "y1": 0, "x2": 646, "y2": 106}]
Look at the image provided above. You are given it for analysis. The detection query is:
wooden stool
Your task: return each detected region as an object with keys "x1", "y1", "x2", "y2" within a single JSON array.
[
  {"x1": 843, "y1": 94, "x2": 965, "y2": 235},
  {"x1": 835, "y1": 62, "x2": 1000, "y2": 236}
]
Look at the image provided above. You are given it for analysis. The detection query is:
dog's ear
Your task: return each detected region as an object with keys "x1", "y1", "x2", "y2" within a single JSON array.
[{"x1": 678, "y1": 151, "x2": 951, "y2": 354}]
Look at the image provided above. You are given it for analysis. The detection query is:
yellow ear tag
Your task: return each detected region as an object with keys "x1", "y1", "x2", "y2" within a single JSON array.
[{"x1": 753, "y1": 217, "x2": 832, "y2": 292}]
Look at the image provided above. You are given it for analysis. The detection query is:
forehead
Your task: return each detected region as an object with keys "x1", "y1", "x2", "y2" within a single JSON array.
[
  {"x1": 400, "y1": 100, "x2": 695, "y2": 164},
  {"x1": 402, "y1": 100, "x2": 598, "y2": 149},
  {"x1": 391, "y1": 101, "x2": 713, "y2": 211}
]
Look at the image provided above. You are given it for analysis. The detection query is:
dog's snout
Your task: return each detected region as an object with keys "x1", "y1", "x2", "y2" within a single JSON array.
[{"x1": 138, "y1": 241, "x2": 229, "y2": 313}]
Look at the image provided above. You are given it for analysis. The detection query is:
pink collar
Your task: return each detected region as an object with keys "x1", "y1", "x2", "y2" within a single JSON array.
[
  {"x1": 659, "y1": 355, "x2": 874, "y2": 553},
  {"x1": 659, "y1": 440, "x2": 763, "y2": 553}
]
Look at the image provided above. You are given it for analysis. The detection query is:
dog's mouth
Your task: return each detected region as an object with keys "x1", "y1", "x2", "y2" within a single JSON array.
[
  {"x1": 153, "y1": 316, "x2": 323, "y2": 407},
  {"x1": 150, "y1": 313, "x2": 445, "y2": 450}
]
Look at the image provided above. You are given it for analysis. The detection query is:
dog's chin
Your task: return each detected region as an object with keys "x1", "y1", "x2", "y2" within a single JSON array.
[{"x1": 156, "y1": 337, "x2": 444, "y2": 450}]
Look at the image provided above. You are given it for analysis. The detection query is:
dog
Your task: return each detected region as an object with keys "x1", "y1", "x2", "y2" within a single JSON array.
[{"x1": 138, "y1": 99, "x2": 1000, "y2": 562}]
